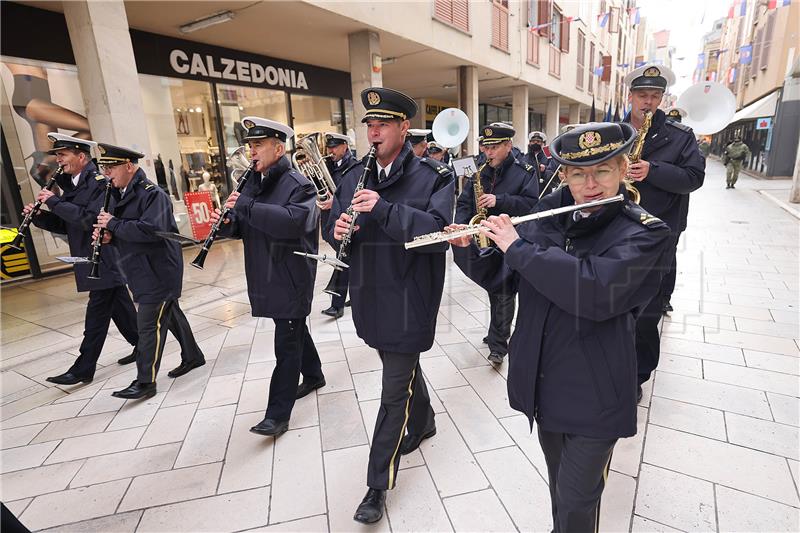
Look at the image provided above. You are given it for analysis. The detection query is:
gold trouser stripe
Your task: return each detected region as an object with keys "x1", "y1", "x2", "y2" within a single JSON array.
[
  {"x1": 595, "y1": 452, "x2": 613, "y2": 533},
  {"x1": 151, "y1": 301, "x2": 167, "y2": 382},
  {"x1": 387, "y1": 367, "x2": 416, "y2": 490}
]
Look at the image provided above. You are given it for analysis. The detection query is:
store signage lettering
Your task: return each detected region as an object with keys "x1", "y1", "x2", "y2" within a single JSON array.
[{"x1": 169, "y1": 49, "x2": 309, "y2": 90}]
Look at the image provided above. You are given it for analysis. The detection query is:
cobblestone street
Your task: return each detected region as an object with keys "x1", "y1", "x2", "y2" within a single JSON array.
[{"x1": 1, "y1": 158, "x2": 798, "y2": 532}]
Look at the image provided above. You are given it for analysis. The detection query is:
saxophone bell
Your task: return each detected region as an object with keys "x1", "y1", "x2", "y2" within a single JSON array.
[{"x1": 292, "y1": 133, "x2": 337, "y2": 203}]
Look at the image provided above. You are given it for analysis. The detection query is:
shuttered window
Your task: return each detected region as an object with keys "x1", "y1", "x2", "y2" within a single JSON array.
[
  {"x1": 433, "y1": 0, "x2": 470, "y2": 33},
  {"x1": 761, "y1": 12, "x2": 774, "y2": 70},
  {"x1": 752, "y1": 27, "x2": 763, "y2": 74},
  {"x1": 549, "y1": 45, "x2": 561, "y2": 77},
  {"x1": 537, "y1": 0, "x2": 552, "y2": 38},
  {"x1": 491, "y1": 0, "x2": 510, "y2": 52},
  {"x1": 588, "y1": 42, "x2": 595, "y2": 94},
  {"x1": 576, "y1": 31, "x2": 585, "y2": 90},
  {"x1": 601, "y1": 54, "x2": 612, "y2": 82}
]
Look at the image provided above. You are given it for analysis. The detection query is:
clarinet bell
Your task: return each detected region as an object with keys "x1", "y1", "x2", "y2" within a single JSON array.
[
  {"x1": 87, "y1": 261, "x2": 101, "y2": 280},
  {"x1": 190, "y1": 248, "x2": 208, "y2": 270},
  {"x1": 8, "y1": 233, "x2": 24, "y2": 251},
  {"x1": 323, "y1": 268, "x2": 343, "y2": 298}
]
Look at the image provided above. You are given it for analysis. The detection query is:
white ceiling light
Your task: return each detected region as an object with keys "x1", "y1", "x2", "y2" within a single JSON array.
[{"x1": 179, "y1": 11, "x2": 235, "y2": 34}]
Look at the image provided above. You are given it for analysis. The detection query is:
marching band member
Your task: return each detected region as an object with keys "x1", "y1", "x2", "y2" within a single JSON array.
[
  {"x1": 93, "y1": 144, "x2": 205, "y2": 399},
  {"x1": 210, "y1": 117, "x2": 324, "y2": 437},
  {"x1": 455, "y1": 123, "x2": 538, "y2": 364},
  {"x1": 320, "y1": 132, "x2": 357, "y2": 319},
  {"x1": 24, "y1": 134, "x2": 138, "y2": 385},
  {"x1": 622, "y1": 63, "x2": 705, "y2": 395},
  {"x1": 407, "y1": 128, "x2": 431, "y2": 158},
  {"x1": 326, "y1": 87, "x2": 454, "y2": 524},
  {"x1": 426, "y1": 141, "x2": 446, "y2": 163},
  {"x1": 450, "y1": 122, "x2": 671, "y2": 532}
]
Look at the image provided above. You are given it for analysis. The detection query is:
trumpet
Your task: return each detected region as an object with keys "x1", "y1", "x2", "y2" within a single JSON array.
[
  {"x1": 191, "y1": 147, "x2": 255, "y2": 270},
  {"x1": 10, "y1": 166, "x2": 65, "y2": 250},
  {"x1": 88, "y1": 179, "x2": 113, "y2": 279},
  {"x1": 292, "y1": 133, "x2": 337, "y2": 203},
  {"x1": 405, "y1": 194, "x2": 625, "y2": 249}
]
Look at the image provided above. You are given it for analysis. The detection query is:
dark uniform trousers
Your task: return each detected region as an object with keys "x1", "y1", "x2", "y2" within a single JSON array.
[
  {"x1": 487, "y1": 291, "x2": 516, "y2": 356},
  {"x1": 538, "y1": 427, "x2": 617, "y2": 533},
  {"x1": 329, "y1": 269, "x2": 349, "y2": 310},
  {"x1": 636, "y1": 233, "x2": 679, "y2": 385},
  {"x1": 71, "y1": 286, "x2": 138, "y2": 379},
  {"x1": 367, "y1": 350, "x2": 435, "y2": 490},
  {"x1": 265, "y1": 318, "x2": 323, "y2": 422},
  {"x1": 135, "y1": 299, "x2": 204, "y2": 385}
]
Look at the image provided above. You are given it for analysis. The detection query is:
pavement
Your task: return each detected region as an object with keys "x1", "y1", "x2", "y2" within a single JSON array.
[{"x1": 1, "y1": 158, "x2": 798, "y2": 532}]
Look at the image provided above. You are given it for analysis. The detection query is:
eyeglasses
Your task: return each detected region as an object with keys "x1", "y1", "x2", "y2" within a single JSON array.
[
  {"x1": 563, "y1": 166, "x2": 622, "y2": 186},
  {"x1": 100, "y1": 163, "x2": 125, "y2": 172}
]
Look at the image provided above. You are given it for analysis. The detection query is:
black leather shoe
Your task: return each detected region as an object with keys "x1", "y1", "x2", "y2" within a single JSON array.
[
  {"x1": 637, "y1": 385, "x2": 644, "y2": 403},
  {"x1": 321, "y1": 306, "x2": 344, "y2": 319},
  {"x1": 296, "y1": 377, "x2": 326, "y2": 399},
  {"x1": 46, "y1": 372, "x2": 92, "y2": 385},
  {"x1": 345, "y1": 300, "x2": 351, "y2": 307},
  {"x1": 250, "y1": 418, "x2": 289, "y2": 437},
  {"x1": 112, "y1": 380, "x2": 156, "y2": 400},
  {"x1": 117, "y1": 350, "x2": 137, "y2": 365},
  {"x1": 400, "y1": 426, "x2": 437, "y2": 455},
  {"x1": 487, "y1": 351, "x2": 505, "y2": 364},
  {"x1": 167, "y1": 359, "x2": 206, "y2": 378},
  {"x1": 482, "y1": 335, "x2": 489, "y2": 344},
  {"x1": 353, "y1": 488, "x2": 386, "y2": 524},
  {"x1": 662, "y1": 302, "x2": 673, "y2": 315}
]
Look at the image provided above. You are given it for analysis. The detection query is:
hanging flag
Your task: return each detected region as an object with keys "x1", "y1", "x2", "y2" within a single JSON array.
[
  {"x1": 599, "y1": 12, "x2": 609, "y2": 28},
  {"x1": 593, "y1": 66, "x2": 605, "y2": 76},
  {"x1": 634, "y1": 8, "x2": 641, "y2": 25},
  {"x1": 697, "y1": 53, "x2": 706, "y2": 69},
  {"x1": 782, "y1": 0, "x2": 791, "y2": 6},
  {"x1": 767, "y1": 0, "x2": 777, "y2": 8},
  {"x1": 739, "y1": 0, "x2": 747, "y2": 15},
  {"x1": 603, "y1": 102, "x2": 613, "y2": 122},
  {"x1": 634, "y1": 59, "x2": 646, "y2": 68},
  {"x1": 613, "y1": 102, "x2": 621, "y2": 122},
  {"x1": 728, "y1": 2, "x2": 734, "y2": 18},
  {"x1": 739, "y1": 44, "x2": 753, "y2": 64},
  {"x1": 729, "y1": 67, "x2": 737, "y2": 83},
  {"x1": 589, "y1": 97, "x2": 597, "y2": 122}
]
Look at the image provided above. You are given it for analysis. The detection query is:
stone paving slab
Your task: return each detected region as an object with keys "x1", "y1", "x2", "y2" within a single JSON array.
[{"x1": 1, "y1": 161, "x2": 798, "y2": 531}]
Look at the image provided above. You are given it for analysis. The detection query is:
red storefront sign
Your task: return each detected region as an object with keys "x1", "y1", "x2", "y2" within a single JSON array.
[{"x1": 184, "y1": 191, "x2": 213, "y2": 241}]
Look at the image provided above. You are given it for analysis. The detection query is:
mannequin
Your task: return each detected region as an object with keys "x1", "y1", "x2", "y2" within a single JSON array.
[{"x1": 197, "y1": 170, "x2": 220, "y2": 208}]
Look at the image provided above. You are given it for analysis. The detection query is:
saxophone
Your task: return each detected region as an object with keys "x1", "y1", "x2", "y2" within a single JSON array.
[
  {"x1": 469, "y1": 162, "x2": 490, "y2": 249},
  {"x1": 625, "y1": 111, "x2": 651, "y2": 205}
]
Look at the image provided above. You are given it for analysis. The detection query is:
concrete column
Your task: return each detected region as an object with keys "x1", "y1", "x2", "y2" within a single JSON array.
[
  {"x1": 63, "y1": 0, "x2": 154, "y2": 178},
  {"x1": 348, "y1": 30, "x2": 382, "y2": 156},
  {"x1": 458, "y1": 65, "x2": 479, "y2": 156},
  {"x1": 545, "y1": 96, "x2": 561, "y2": 144},
  {"x1": 413, "y1": 98, "x2": 427, "y2": 128},
  {"x1": 568, "y1": 103, "x2": 581, "y2": 127},
  {"x1": 512, "y1": 85, "x2": 529, "y2": 149}
]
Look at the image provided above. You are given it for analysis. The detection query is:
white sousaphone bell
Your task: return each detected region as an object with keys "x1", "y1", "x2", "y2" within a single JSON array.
[
  {"x1": 676, "y1": 82, "x2": 736, "y2": 135},
  {"x1": 431, "y1": 107, "x2": 470, "y2": 148}
]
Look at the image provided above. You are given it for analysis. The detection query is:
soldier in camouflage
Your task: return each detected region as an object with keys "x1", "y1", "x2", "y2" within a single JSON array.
[{"x1": 723, "y1": 136, "x2": 751, "y2": 189}]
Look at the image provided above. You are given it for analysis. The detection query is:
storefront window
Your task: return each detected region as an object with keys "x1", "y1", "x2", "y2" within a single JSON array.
[
  {"x1": 291, "y1": 93, "x2": 343, "y2": 140},
  {"x1": 0, "y1": 58, "x2": 90, "y2": 277},
  {"x1": 140, "y1": 75, "x2": 223, "y2": 236}
]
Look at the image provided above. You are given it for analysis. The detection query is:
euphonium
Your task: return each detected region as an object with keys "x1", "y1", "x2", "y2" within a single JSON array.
[
  {"x1": 625, "y1": 111, "x2": 651, "y2": 205},
  {"x1": 292, "y1": 133, "x2": 337, "y2": 203},
  {"x1": 9, "y1": 166, "x2": 64, "y2": 250},
  {"x1": 469, "y1": 162, "x2": 490, "y2": 248}
]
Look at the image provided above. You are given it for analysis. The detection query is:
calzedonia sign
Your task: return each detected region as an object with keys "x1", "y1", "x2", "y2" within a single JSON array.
[{"x1": 130, "y1": 30, "x2": 350, "y2": 99}]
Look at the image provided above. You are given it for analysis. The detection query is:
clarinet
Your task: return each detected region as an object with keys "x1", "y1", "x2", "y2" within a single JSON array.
[
  {"x1": 190, "y1": 161, "x2": 256, "y2": 270},
  {"x1": 9, "y1": 166, "x2": 64, "y2": 250},
  {"x1": 323, "y1": 144, "x2": 377, "y2": 297},
  {"x1": 88, "y1": 179, "x2": 113, "y2": 280}
]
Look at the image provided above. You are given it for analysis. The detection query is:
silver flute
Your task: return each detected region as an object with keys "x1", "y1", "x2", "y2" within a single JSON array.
[{"x1": 404, "y1": 194, "x2": 624, "y2": 250}]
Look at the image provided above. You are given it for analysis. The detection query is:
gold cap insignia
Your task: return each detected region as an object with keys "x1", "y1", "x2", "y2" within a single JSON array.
[
  {"x1": 644, "y1": 67, "x2": 661, "y2": 77},
  {"x1": 668, "y1": 109, "x2": 680, "y2": 116},
  {"x1": 578, "y1": 131, "x2": 602, "y2": 150},
  {"x1": 98, "y1": 146, "x2": 106, "y2": 155},
  {"x1": 367, "y1": 91, "x2": 381, "y2": 105},
  {"x1": 484, "y1": 128, "x2": 493, "y2": 137},
  {"x1": 243, "y1": 119, "x2": 255, "y2": 129}
]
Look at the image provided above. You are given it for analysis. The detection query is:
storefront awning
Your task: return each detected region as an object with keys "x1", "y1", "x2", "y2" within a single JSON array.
[{"x1": 730, "y1": 90, "x2": 779, "y2": 122}]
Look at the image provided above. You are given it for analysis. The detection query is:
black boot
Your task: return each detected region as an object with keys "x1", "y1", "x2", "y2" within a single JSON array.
[{"x1": 353, "y1": 488, "x2": 386, "y2": 524}]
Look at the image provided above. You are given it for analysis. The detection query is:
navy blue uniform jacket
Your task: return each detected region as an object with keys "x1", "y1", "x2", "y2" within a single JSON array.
[
  {"x1": 105, "y1": 169, "x2": 183, "y2": 304},
  {"x1": 36, "y1": 161, "x2": 126, "y2": 292},
  {"x1": 325, "y1": 142, "x2": 455, "y2": 353},
  {"x1": 221, "y1": 156, "x2": 319, "y2": 319},
  {"x1": 455, "y1": 153, "x2": 539, "y2": 224},
  {"x1": 624, "y1": 109, "x2": 705, "y2": 232},
  {"x1": 453, "y1": 187, "x2": 671, "y2": 438},
  {"x1": 321, "y1": 150, "x2": 356, "y2": 239}
]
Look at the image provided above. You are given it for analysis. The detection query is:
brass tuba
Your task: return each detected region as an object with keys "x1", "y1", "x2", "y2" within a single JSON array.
[
  {"x1": 292, "y1": 133, "x2": 337, "y2": 203},
  {"x1": 625, "y1": 110, "x2": 651, "y2": 204}
]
